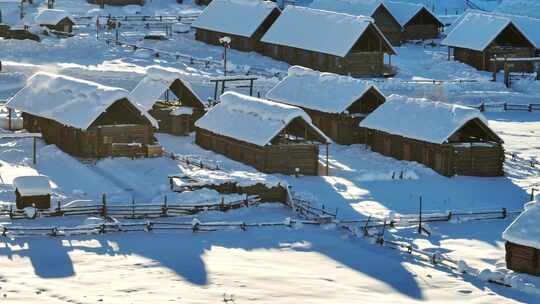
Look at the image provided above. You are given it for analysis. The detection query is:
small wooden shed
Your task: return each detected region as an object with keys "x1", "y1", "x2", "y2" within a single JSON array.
[
  {"x1": 260, "y1": 6, "x2": 397, "y2": 77},
  {"x1": 385, "y1": 1, "x2": 442, "y2": 41},
  {"x1": 266, "y1": 66, "x2": 386, "y2": 145},
  {"x1": 33, "y1": 9, "x2": 75, "y2": 33},
  {"x1": 503, "y1": 201, "x2": 540, "y2": 276},
  {"x1": 129, "y1": 66, "x2": 207, "y2": 136},
  {"x1": 192, "y1": 0, "x2": 281, "y2": 52},
  {"x1": 6, "y1": 72, "x2": 161, "y2": 158},
  {"x1": 359, "y1": 95, "x2": 504, "y2": 177},
  {"x1": 309, "y1": 0, "x2": 403, "y2": 46},
  {"x1": 195, "y1": 91, "x2": 330, "y2": 175},
  {"x1": 13, "y1": 175, "x2": 52, "y2": 210},
  {"x1": 442, "y1": 11, "x2": 536, "y2": 72}
]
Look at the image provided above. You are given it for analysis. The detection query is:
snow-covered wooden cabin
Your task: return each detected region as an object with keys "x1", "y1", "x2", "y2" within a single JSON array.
[
  {"x1": 260, "y1": 6, "x2": 396, "y2": 77},
  {"x1": 129, "y1": 66, "x2": 206, "y2": 136},
  {"x1": 442, "y1": 11, "x2": 537, "y2": 72},
  {"x1": 6, "y1": 72, "x2": 161, "y2": 158},
  {"x1": 33, "y1": 9, "x2": 75, "y2": 33},
  {"x1": 385, "y1": 1, "x2": 442, "y2": 41},
  {"x1": 308, "y1": 0, "x2": 402, "y2": 46},
  {"x1": 13, "y1": 175, "x2": 52, "y2": 210},
  {"x1": 195, "y1": 91, "x2": 330, "y2": 175},
  {"x1": 192, "y1": 0, "x2": 281, "y2": 52},
  {"x1": 359, "y1": 96, "x2": 504, "y2": 177},
  {"x1": 503, "y1": 200, "x2": 540, "y2": 276},
  {"x1": 266, "y1": 66, "x2": 386, "y2": 145}
]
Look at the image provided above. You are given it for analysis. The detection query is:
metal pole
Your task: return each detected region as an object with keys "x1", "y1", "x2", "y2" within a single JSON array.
[{"x1": 33, "y1": 137, "x2": 36, "y2": 165}]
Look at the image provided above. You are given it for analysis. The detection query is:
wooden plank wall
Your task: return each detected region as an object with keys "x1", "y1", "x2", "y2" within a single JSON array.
[
  {"x1": 452, "y1": 144, "x2": 505, "y2": 176},
  {"x1": 506, "y1": 242, "x2": 540, "y2": 276}
]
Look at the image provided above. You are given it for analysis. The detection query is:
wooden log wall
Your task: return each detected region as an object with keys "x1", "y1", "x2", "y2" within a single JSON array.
[
  {"x1": 452, "y1": 144, "x2": 505, "y2": 176},
  {"x1": 506, "y1": 242, "x2": 540, "y2": 276}
]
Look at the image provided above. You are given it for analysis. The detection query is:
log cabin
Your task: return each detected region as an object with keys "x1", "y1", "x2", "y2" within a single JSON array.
[
  {"x1": 385, "y1": 1, "x2": 442, "y2": 41},
  {"x1": 192, "y1": 0, "x2": 281, "y2": 52},
  {"x1": 260, "y1": 6, "x2": 397, "y2": 77},
  {"x1": 195, "y1": 91, "x2": 330, "y2": 176},
  {"x1": 359, "y1": 95, "x2": 505, "y2": 177},
  {"x1": 33, "y1": 9, "x2": 75, "y2": 33},
  {"x1": 129, "y1": 66, "x2": 207, "y2": 136},
  {"x1": 266, "y1": 66, "x2": 386, "y2": 145},
  {"x1": 503, "y1": 201, "x2": 540, "y2": 276},
  {"x1": 13, "y1": 175, "x2": 52, "y2": 210},
  {"x1": 308, "y1": 0, "x2": 403, "y2": 45},
  {"x1": 6, "y1": 72, "x2": 161, "y2": 158},
  {"x1": 442, "y1": 11, "x2": 537, "y2": 72}
]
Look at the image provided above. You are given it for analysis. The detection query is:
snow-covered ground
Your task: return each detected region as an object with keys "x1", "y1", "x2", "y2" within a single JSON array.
[{"x1": 1, "y1": 0, "x2": 540, "y2": 302}]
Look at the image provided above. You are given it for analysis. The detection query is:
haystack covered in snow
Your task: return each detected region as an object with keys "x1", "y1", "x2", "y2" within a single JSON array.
[
  {"x1": 13, "y1": 175, "x2": 52, "y2": 209},
  {"x1": 308, "y1": 0, "x2": 402, "y2": 45},
  {"x1": 260, "y1": 6, "x2": 396, "y2": 77},
  {"x1": 442, "y1": 11, "x2": 536, "y2": 71},
  {"x1": 195, "y1": 91, "x2": 330, "y2": 175},
  {"x1": 6, "y1": 72, "x2": 161, "y2": 158},
  {"x1": 503, "y1": 199, "x2": 540, "y2": 276},
  {"x1": 266, "y1": 66, "x2": 386, "y2": 144},
  {"x1": 129, "y1": 66, "x2": 206, "y2": 136},
  {"x1": 33, "y1": 9, "x2": 75, "y2": 33},
  {"x1": 384, "y1": 1, "x2": 442, "y2": 41},
  {"x1": 359, "y1": 95, "x2": 504, "y2": 177},
  {"x1": 192, "y1": 0, "x2": 280, "y2": 52}
]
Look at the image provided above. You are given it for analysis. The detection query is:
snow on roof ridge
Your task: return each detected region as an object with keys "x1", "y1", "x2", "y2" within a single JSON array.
[
  {"x1": 291, "y1": 5, "x2": 375, "y2": 23},
  {"x1": 7, "y1": 72, "x2": 157, "y2": 130},
  {"x1": 359, "y1": 95, "x2": 488, "y2": 144},
  {"x1": 195, "y1": 91, "x2": 329, "y2": 146},
  {"x1": 266, "y1": 66, "x2": 381, "y2": 113}
]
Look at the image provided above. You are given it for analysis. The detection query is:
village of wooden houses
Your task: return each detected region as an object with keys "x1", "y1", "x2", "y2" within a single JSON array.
[{"x1": 1, "y1": 0, "x2": 540, "y2": 302}]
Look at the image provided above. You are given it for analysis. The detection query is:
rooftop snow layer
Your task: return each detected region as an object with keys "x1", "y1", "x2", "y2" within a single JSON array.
[
  {"x1": 195, "y1": 91, "x2": 329, "y2": 146},
  {"x1": 261, "y1": 6, "x2": 395, "y2": 57},
  {"x1": 7, "y1": 72, "x2": 157, "y2": 130},
  {"x1": 129, "y1": 65, "x2": 205, "y2": 112},
  {"x1": 13, "y1": 175, "x2": 52, "y2": 196},
  {"x1": 447, "y1": 9, "x2": 540, "y2": 49},
  {"x1": 34, "y1": 9, "x2": 75, "y2": 25},
  {"x1": 442, "y1": 11, "x2": 532, "y2": 51},
  {"x1": 359, "y1": 95, "x2": 487, "y2": 144},
  {"x1": 308, "y1": 0, "x2": 384, "y2": 17},
  {"x1": 384, "y1": 1, "x2": 441, "y2": 27},
  {"x1": 191, "y1": 0, "x2": 278, "y2": 38},
  {"x1": 266, "y1": 66, "x2": 383, "y2": 113},
  {"x1": 503, "y1": 201, "x2": 540, "y2": 249}
]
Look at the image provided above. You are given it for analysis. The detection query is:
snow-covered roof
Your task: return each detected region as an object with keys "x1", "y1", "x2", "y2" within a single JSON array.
[
  {"x1": 129, "y1": 66, "x2": 205, "y2": 112},
  {"x1": 195, "y1": 91, "x2": 329, "y2": 146},
  {"x1": 359, "y1": 95, "x2": 489, "y2": 144},
  {"x1": 13, "y1": 175, "x2": 52, "y2": 196},
  {"x1": 442, "y1": 11, "x2": 534, "y2": 51},
  {"x1": 261, "y1": 6, "x2": 396, "y2": 57},
  {"x1": 448, "y1": 10, "x2": 540, "y2": 49},
  {"x1": 6, "y1": 72, "x2": 157, "y2": 130},
  {"x1": 308, "y1": 0, "x2": 385, "y2": 17},
  {"x1": 191, "y1": 0, "x2": 278, "y2": 38},
  {"x1": 503, "y1": 201, "x2": 540, "y2": 249},
  {"x1": 384, "y1": 1, "x2": 442, "y2": 27},
  {"x1": 34, "y1": 9, "x2": 75, "y2": 25},
  {"x1": 266, "y1": 66, "x2": 384, "y2": 113}
]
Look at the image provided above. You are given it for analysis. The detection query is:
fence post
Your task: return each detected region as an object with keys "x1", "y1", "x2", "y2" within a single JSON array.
[
  {"x1": 417, "y1": 196, "x2": 423, "y2": 234},
  {"x1": 531, "y1": 188, "x2": 536, "y2": 201},
  {"x1": 504, "y1": 103, "x2": 508, "y2": 111},
  {"x1": 162, "y1": 195, "x2": 168, "y2": 217},
  {"x1": 101, "y1": 193, "x2": 107, "y2": 217},
  {"x1": 131, "y1": 196, "x2": 135, "y2": 218},
  {"x1": 57, "y1": 200, "x2": 61, "y2": 214},
  {"x1": 501, "y1": 207, "x2": 507, "y2": 219},
  {"x1": 480, "y1": 102, "x2": 485, "y2": 112}
]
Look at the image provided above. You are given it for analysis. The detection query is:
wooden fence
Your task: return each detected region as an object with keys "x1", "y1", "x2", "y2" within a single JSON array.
[{"x1": 472, "y1": 102, "x2": 540, "y2": 112}]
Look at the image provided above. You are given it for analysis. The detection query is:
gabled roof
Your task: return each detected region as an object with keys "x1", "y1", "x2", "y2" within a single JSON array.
[
  {"x1": 308, "y1": 0, "x2": 385, "y2": 17},
  {"x1": 442, "y1": 11, "x2": 535, "y2": 51},
  {"x1": 448, "y1": 9, "x2": 540, "y2": 49},
  {"x1": 195, "y1": 91, "x2": 330, "y2": 146},
  {"x1": 191, "y1": 0, "x2": 278, "y2": 38},
  {"x1": 261, "y1": 6, "x2": 396, "y2": 57},
  {"x1": 384, "y1": 1, "x2": 442, "y2": 27},
  {"x1": 129, "y1": 66, "x2": 206, "y2": 112},
  {"x1": 359, "y1": 95, "x2": 494, "y2": 144},
  {"x1": 503, "y1": 201, "x2": 540, "y2": 249},
  {"x1": 266, "y1": 66, "x2": 384, "y2": 113},
  {"x1": 6, "y1": 72, "x2": 157, "y2": 130},
  {"x1": 34, "y1": 9, "x2": 75, "y2": 25}
]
